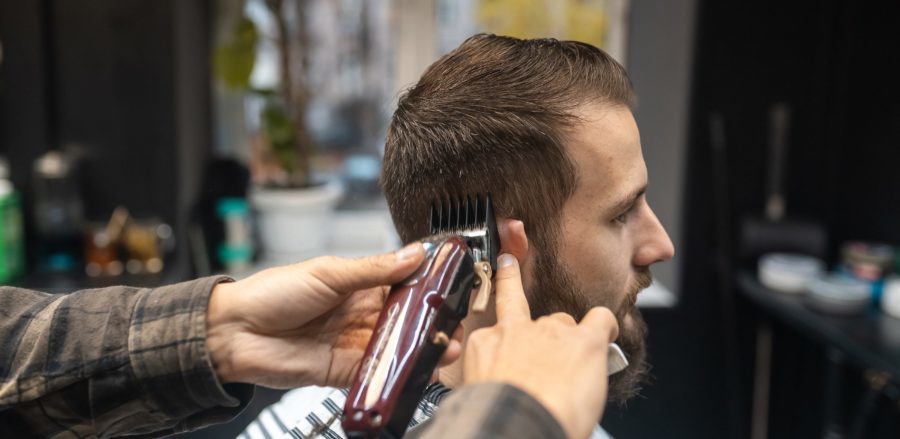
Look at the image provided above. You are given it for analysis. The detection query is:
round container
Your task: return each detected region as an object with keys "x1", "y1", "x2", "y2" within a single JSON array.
[
  {"x1": 805, "y1": 273, "x2": 871, "y2": 316},
  {"x1": 881, "y1": 277, "x2": 900, "y2": 319},
  {"x1": 758, "y1": 253, "x2": 826, "y2": 294},
  {"x1": 250, "y1": 180, "x2": 343, "y2": 262}
]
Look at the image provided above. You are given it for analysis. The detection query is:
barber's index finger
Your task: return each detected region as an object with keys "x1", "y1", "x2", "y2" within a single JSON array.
[{"x1": 492, "y1": 253, "x2": 531, "y2": 322}]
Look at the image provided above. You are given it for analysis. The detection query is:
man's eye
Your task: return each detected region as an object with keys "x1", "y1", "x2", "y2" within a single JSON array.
[{"x1": 613, "y1": 211, "x2": 629, "y2": 224}]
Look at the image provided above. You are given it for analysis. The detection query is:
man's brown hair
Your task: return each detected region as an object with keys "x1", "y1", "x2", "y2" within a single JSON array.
[{"x1": 381, "y1": 34, "x2": 634, "y2": 252}]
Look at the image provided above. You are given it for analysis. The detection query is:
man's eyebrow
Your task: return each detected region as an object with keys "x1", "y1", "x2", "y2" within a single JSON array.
[{"x1": 608, "y1": 184, "x2": 647, "y2": 214}]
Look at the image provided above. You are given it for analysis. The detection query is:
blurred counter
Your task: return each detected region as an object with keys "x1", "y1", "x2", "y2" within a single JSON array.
[{"x1": 738, "y1": 271, "x2": 900, "y2": 377}]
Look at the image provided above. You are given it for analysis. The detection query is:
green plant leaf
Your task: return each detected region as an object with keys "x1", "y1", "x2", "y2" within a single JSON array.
[
  {"x1": 262, "y1": 104, "x2": 297, "y2": 173},
  {"x1": 212, "y1": 17, "x2": 258, "y2": 90}
]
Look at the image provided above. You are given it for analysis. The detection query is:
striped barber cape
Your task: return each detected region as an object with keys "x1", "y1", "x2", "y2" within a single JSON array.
[
  {"x1": 239, "y1": 382, "x2": 613, "y2": 439},
  {"x1": 239, "y1": 383, "x2": 451, "y2": 439}
]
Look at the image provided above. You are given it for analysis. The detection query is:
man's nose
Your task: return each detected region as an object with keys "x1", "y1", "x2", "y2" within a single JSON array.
[{"x1": 633, "y1": 207, "x2": 675, "y2": 267}]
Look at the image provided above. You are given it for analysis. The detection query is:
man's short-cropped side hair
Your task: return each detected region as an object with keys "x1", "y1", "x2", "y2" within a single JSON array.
[{"x1": 381, "y1": 34, "x2": 635, "y2": 252}]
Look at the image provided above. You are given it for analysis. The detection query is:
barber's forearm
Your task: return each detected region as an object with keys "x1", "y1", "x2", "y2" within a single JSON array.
[
  {"x1": 410, "y1": 382, "x2": 568, "y2": 439},
  {"x1": 0, "y1": 277, "x2": 252, "y2": 437}
]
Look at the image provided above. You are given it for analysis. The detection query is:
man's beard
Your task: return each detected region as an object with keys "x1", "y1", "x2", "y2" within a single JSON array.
[{"x1": 526, "y1": 247, "x2": 651, "y2": 406}]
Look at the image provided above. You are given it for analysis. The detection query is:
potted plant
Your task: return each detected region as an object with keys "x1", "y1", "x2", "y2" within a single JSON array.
[{"x1": 214, "y1": 0, "x2": 342, "y2": 262}]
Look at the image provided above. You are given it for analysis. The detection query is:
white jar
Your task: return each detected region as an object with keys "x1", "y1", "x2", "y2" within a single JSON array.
[{"x1": 881, "y1": 276, "x2": 900, "y2": 319}]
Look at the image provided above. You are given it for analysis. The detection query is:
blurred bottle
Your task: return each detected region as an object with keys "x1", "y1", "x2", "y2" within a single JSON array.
[
  {"x1": 123, "y1": 220, "x2": 172, "y2": 274},
  {"x1": 84, "y1": 207, "x2": 129, "y2": 277},
  {"x1": 84, "y1": 224, "x2": 123, "y2": 277},
  {"x1": 33, "y1": 151, "x2": 84, "y2": 272},
  {"x1": 837, "y1": 241, "x2": 896, "y2": 306},
  {"x1": 0, "y1": 157, "x2": 25, "y2": 282},
  {"x1": 216, "y1": 197, "x2": 252, "y2": 274}
]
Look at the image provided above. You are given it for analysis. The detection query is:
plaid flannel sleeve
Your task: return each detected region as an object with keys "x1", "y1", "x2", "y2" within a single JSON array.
[{"x1": 0, "y1": 276, "x2": 254, "y2": 438}]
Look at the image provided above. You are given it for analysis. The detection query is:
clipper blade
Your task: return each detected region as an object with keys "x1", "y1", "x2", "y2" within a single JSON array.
[{"x1": 429, "y1": 193, "x2": 500, "y2": 271}]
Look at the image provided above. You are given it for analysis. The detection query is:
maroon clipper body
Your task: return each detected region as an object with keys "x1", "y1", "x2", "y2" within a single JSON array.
[
  {"x1": 342, "y1": 236, "x2": 473, "y2": 438},
  {"x1": 343, "y1": 195, "x2": 500, "y2": 438}
]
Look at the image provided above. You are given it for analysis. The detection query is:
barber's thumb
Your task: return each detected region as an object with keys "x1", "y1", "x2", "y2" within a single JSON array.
[
  {"x1": 307, "y1": 243, "x2": 425, "y2": 294},
  {"x1": 580, "y1": 306, "x2": 620, "y2": 343}
]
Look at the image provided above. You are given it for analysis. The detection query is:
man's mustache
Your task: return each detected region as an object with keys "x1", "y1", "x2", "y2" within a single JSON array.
[
  {"x1": 634, "y1": 268, "x2": 653, "y2": 291},
  {"x1": 618, "y1": 268, "x2": 652, "y2": 318}
]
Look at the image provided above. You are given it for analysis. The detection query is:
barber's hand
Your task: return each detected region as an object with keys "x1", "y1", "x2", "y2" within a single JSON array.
[
  {"x1": 463, "y1": 252, "x2": 620, "y2": 439},
  {"x1": 206, "y1": 243, "x2": 462, "y2": 388}
]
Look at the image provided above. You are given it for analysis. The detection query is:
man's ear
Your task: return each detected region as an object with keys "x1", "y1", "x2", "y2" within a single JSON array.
[{"x1": 497, "y1": 219, "x2": 529, "y2": 263}]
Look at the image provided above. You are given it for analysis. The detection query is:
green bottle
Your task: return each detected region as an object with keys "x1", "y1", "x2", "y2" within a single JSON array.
[{"x1": 0, "y1": 159, "x2": 25, "y2": 283}]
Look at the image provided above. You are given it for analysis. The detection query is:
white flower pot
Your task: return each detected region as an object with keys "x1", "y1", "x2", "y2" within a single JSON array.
[{"x1": 249, "y1": 180, "x2": 343, "y2": 263}]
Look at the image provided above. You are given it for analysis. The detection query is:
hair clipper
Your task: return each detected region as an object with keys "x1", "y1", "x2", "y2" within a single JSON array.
[
  {"x1": 341, "y1": 194, "x2": 630, "y2": 438},
  {"x1": 342, "y1": 194, "x2": 499, "y2": 438}
]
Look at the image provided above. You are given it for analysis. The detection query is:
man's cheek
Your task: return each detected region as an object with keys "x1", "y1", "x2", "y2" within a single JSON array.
[{"x1": 596, "y1": 275, "x2": 629, "y2": 312}]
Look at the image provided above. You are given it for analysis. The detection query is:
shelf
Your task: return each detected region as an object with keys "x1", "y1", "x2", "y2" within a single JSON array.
[{"x1": 737, "y1": 271, "x2": 900, "y2": 379}]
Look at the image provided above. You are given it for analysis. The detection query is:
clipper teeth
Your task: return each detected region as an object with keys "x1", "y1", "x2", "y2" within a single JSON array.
[
  {"x1": 430, "y1": 194, "x2": 487, "y2": 234},
  {"x1": 429, "y1": 193, "x2": 499, "y2": 271},
  {"x1": 465, "y1": 194, "x2": 477, "y2": 226}
]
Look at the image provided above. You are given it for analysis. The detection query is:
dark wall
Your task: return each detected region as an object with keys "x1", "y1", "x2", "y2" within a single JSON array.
[
  {"x1": 0, "y1": 0, "x2": 211, "y2": 275},
  {"x1": 604, "y1": 1, "x2": 900, "y2": 438},
  {"x1": 51, "y1": 0, "x2": 178, "y2": 221},
  {"x1": 0, "y1": 1, "x2": 51, "y2": 207},
  {"x1": 689, "y1": 0, "x2": 900, "y2": 259}
]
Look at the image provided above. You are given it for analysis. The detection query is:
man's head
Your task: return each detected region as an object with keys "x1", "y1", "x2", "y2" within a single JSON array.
[{"x1": 381, "y1": 34, "x2": 674, "y2": 404}]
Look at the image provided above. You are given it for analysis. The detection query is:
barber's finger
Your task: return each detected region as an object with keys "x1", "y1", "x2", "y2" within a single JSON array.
[
  {"x1": 579, "y1": 307, "x2": 619, "y2": 343},
  {"x1": 437, "y1": 339, "x2": 462, "y2": 367},
  {"x1": 493, "y1": 253, "x2": 531, "y2": 323},
  {"x1": 451, "y1": 324, "x2": 464, "y2": 342},
  {"x1": 304, "y1": 243, "x2": 425, "y2": 294},
  {"x1": 544, "y1": 312, "x2": 577, "y2": 326}
]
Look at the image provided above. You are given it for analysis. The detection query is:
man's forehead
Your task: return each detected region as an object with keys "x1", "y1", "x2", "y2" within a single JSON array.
[{"x1": 565, "y1": 104, "x2": 646, "y2": 205}]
